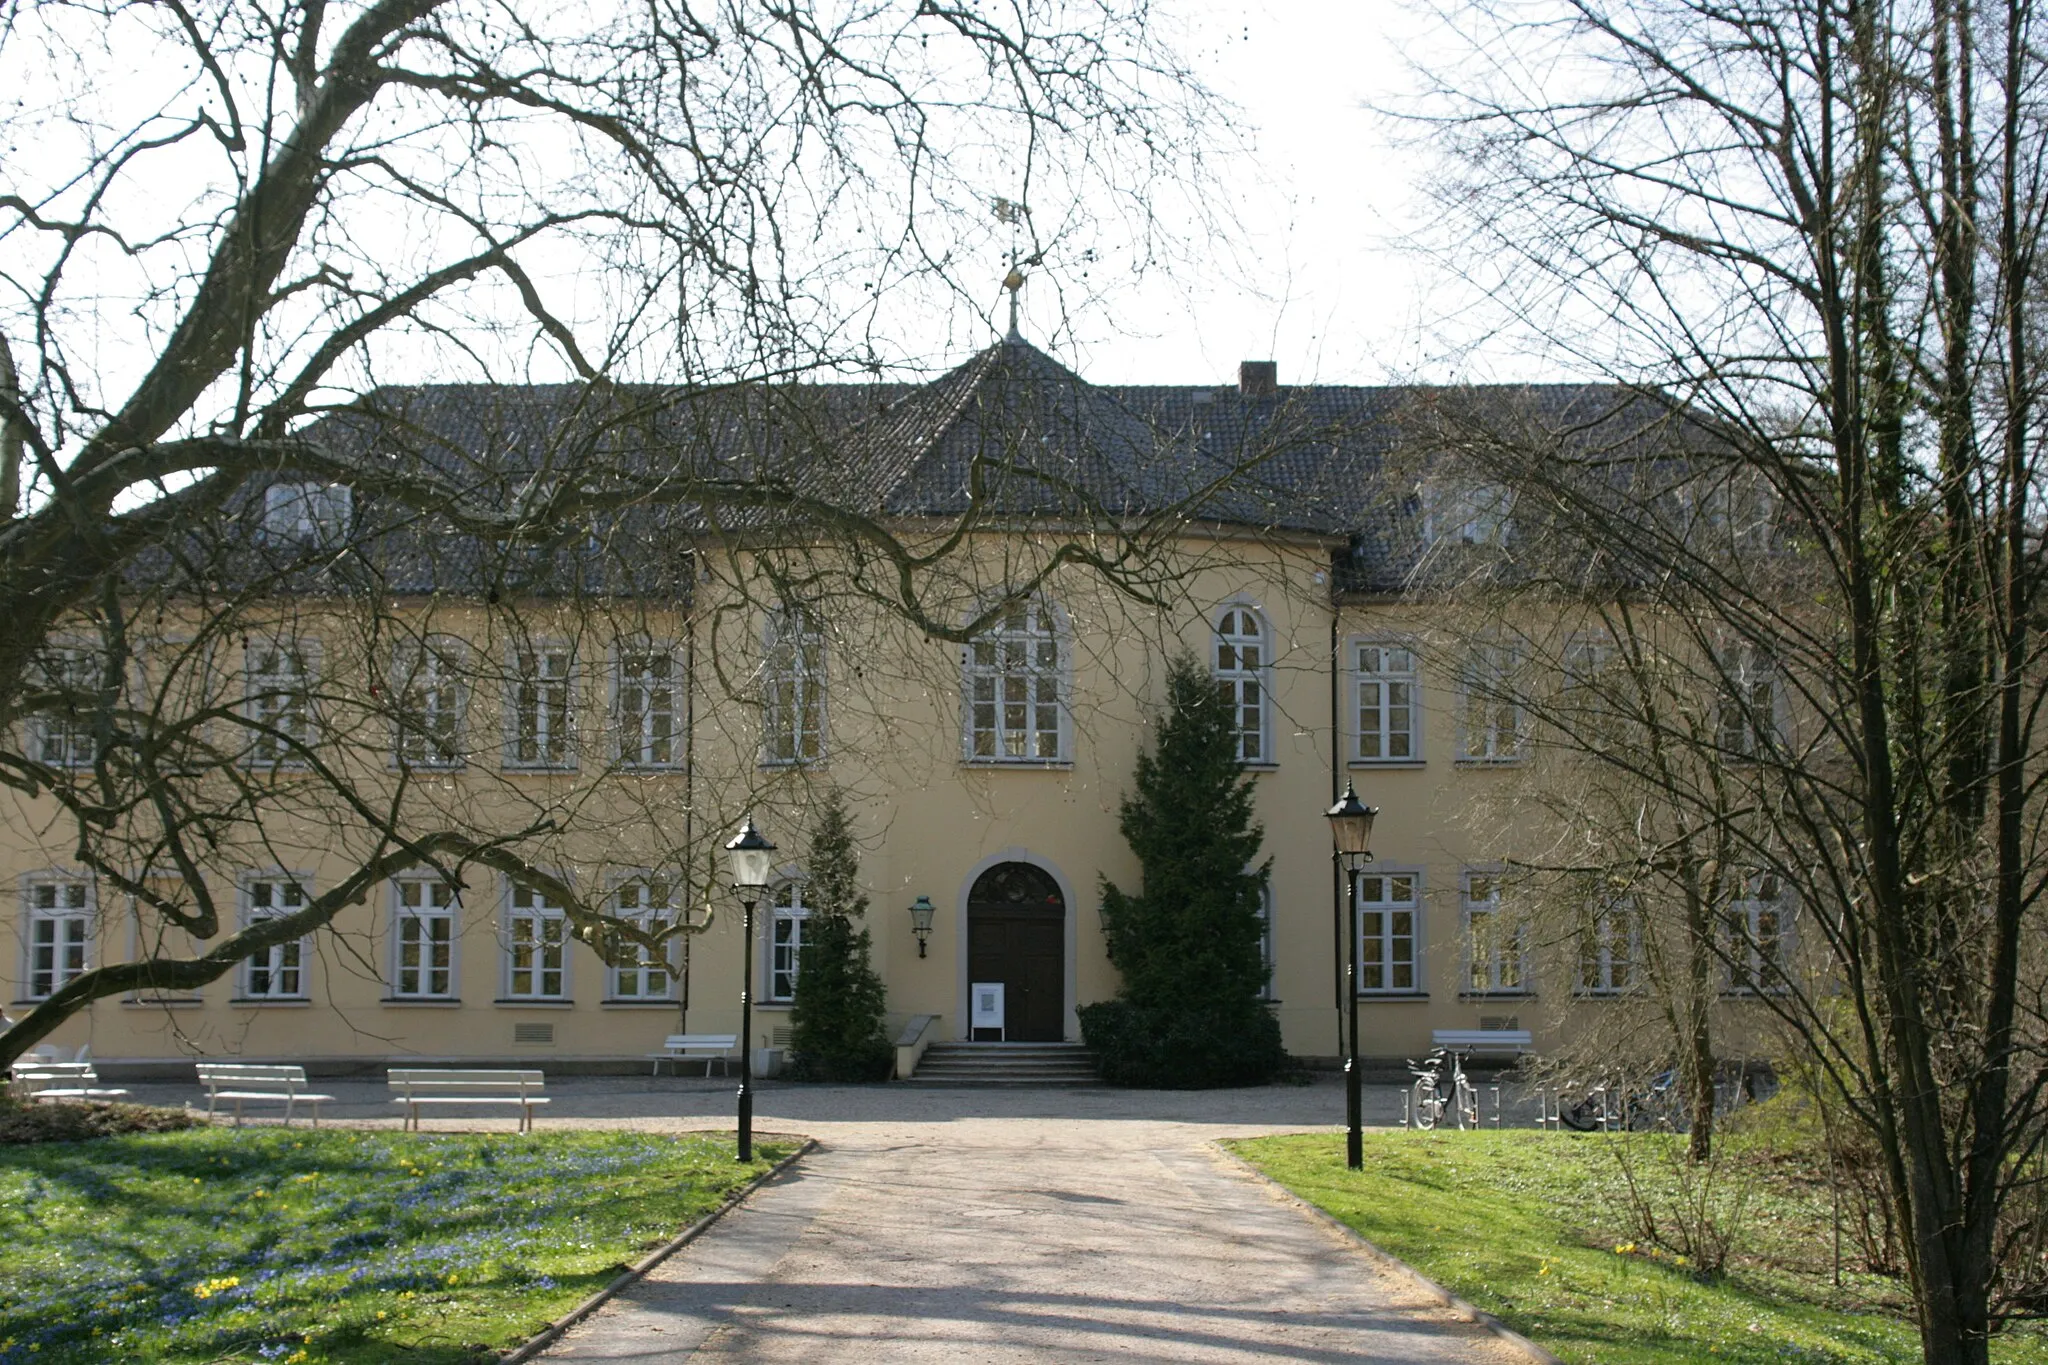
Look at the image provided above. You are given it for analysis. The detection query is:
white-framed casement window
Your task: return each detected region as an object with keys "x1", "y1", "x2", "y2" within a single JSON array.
[
  {"x1": 22, "y1": 877, "x2": 92, "y2": 1000},
  {"x1": 263, "y1": 482, "x2": 353, "y2": 544},
  {"x1": 27, "y1": 645, "x2": 98, "y2": 768},
  {"x1": 1462, "y1": 871, "x2": 1529, "y2": 995},
  {"x1": 1560, "y1": 633, "x2": 1621, "y2": 744},
  {"x1": 1214, "y1": 606, "x2": 1271, "y2": 764},
  {"x1": 241, "y1": 875, "x2": 311, "y2": 1000},
  {"x1": 1576, "y1": 900, "x2": 1637, "y2": 996},
  {"x1": 505, "y1": 644, "x2": 574, "y2": 769},
  {"x1": 504, "y1": 883, "x2": 569, "y2": 1001},
  {"x1": 608, "y1": 875, "x2": 678, "y2": 1000},
  {"x1": 962, "y1": 600, "x2": 1066, "y2": 763},
  {"x1": 1358, "y1": 870, "x2": 1422, "y2": 994},
  {"x1": 614, "y1": 642, "x2": 681, "y2": 769},
  {"x1": 1715, "y1": 642, "x2": 1780, "y2": 761},
  {"x1": 1725, "y1": 874, "x2": 1791, "y2": 995},
  {"x1": 1354, "y1": 641, "x2": 1419, "y2": 763},
  {"x1": 391, "y1": 876, "x2": 458, "y2": 999},
  {"x1": 1457, "y1": 643, "x2": 1525, "y2": 763},
  {"x1": 767, "y1": 880, "x2": 811, "y2": 1002},
  {"x1": 391, "y1": 637, "x2": 466, "y2": 769},
  {"x1": 762, "y1": 606, "x2": 825, "y2": 765},
  {"x1": 1424, "y1": 479, "x2": 1514, "y2": 547},
  {"x1": 245, "y1": 638, "x2": 317, "y2": 767}
]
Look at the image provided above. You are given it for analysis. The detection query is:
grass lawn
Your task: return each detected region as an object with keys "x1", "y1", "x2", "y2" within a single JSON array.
[
  {"x1": 0, "y1": 1125, "x2": 792, "y2": 1364},
  {"x1": 1230, "y1": 1125, "x2": 2048, "y2": 1365}
]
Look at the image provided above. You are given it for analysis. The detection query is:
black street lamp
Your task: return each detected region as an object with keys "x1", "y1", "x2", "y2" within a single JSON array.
[
  {"x1": 908, "y1": 896, "x2": 936, "y2": 957},
  {"x1": 725, "y1": 815, "x2": 777, "y2": 1163},
  {"x1": 1326, "y1": 780, "x2": 1378, "y2": 1171}
]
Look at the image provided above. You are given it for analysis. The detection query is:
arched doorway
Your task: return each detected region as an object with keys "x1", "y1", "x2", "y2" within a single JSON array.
[{"x1": 967, "y1": 862, "x2": 1066, "y2": 1042}]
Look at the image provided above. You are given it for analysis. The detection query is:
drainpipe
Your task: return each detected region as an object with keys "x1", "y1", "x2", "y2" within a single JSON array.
[
  {"x1": 678, "y1": 553, "x2": 698, "y2": 1033},
  {"x1": 1329, "y1": 573, "x2": 1344, "y2": 1060}
]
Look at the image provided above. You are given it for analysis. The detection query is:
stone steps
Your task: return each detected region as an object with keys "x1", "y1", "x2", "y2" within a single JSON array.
[{"x1": 910, "y1": 1042, "x2": 1101, "y2": 1086}]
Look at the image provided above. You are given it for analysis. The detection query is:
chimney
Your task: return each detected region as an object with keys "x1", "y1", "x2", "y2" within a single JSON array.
[{"x1": 1239, "y1": 360, "x2": 1278, "y2": 399}]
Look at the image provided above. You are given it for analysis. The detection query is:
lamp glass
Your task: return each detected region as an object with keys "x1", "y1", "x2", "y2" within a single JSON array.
[
  {"x1": 1325, "y1": 783, "x2": 1378, "y2": 859},
  {"x1": 908, "y1": 895, "x2": 936, "y2": 934},
  {"x1": 724, "y1": 818, "x2": 777, "y2": 891}
]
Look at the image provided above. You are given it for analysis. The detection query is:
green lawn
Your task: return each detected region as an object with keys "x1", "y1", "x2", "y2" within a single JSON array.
[
  {"x1": 1230, "y1": 1126, "x2": 2048, "y2": 1365},
  {"x1": 0, "y1": 1126, "x2": 791, "y2": 1364}
]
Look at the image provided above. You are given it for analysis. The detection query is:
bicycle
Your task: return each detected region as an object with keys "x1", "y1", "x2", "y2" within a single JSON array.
[{"x1": 1408, "y1": 1048, "x2": 1478, "y2": 1130}]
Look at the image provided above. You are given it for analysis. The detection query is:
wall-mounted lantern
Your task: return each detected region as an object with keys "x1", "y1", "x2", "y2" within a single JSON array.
[{"x1": 908, "y1": 895, "x2": 936, "y2": 958}]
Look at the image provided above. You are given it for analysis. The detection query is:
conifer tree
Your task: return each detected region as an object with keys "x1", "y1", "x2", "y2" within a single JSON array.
[
  {"x1": 1079, "y1": 654, "x2": 1286, "y2": 1087},
  {"x1": 788, "y1": 791, "x2": 893, "y2": 1081}
]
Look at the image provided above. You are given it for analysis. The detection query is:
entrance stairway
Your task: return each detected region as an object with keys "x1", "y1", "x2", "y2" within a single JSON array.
[{"x1": 909, "y1": 1041, "x2": 1101, "y2": 1086}]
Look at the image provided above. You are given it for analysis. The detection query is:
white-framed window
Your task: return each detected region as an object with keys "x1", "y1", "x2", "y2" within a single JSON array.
[
  {"x1": 1425, "y1": 479, "x2": 1514, "y2": 547},
  {"x1": 505, "y1": 883, "x2": 569, "y2": 1000},
  {"x1": 505, "y1": 644, "x2": 574, "y2": 769},
  {"x1": 1462, "y1": 871, "x2": 1529, "y2": 995},
  {"x1": 1715, "y1": 642, "x2": 1779, "y2": 760},
  {"x1": 392, "y1": 637, "x2": 466, "y2": 769},
  {"x1": 763, "y1": 607, "x2": 825, "y2": 765},
  {"x1": 241, "y1": 875, "x2": 311, "y2": 1000},
  {"x1": 245, "y1": 638, "x2": 317, "y2": 767},
  {"x1": 962, "y1": 600, "x2": 1066, "y2": 762},
  {"x1": 1214, "y1": 606, "x2": 1271, "y2": 764},
  {"x1": 1679, "y1": 469, "x2": 1774, "y2": 556},
  {"x1": 1576, "y1": 900, "x2": 1637, "y2": 996},
  {"x1": 608, "y1": 875, "x2": 678, "y2": 1000},
  {"x1": 263, "y1": 482, "x2": 353, "y2": 544},
  {"x1": 1354, "y1": 641, "x2": 1419, "y2": 762},
  {"x1": 27, "y1": 645, "x2": 98, "y2": 768},
  {"x1": 23, "y1": 877, "x2": 92, "y2": 1000},
  {"x1": 1725, "y1": 874, "x2": 1791, "y2": 995},
  {"x1": 768, "y1": 880, "x2": 811, "y2": 1002},
  {"x1": 1358, "y1": 870, "x2": 1422, "y2": 994},
  {"x1": 1457, "y1": 643, "x2": 1525, "y2": 763},
  {"x1": 391, "y1": 876, "x2": 458, "y2": 999},
  {"x1": 614, "y1": 642, "x2": 681, "y2": 769}
]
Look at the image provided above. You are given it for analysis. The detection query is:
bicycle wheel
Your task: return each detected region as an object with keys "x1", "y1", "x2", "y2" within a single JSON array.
[
  {"x1": 1558, "y1": 1097, "x2": 1603, "y2": 1132},
  {"x1": 1454, "y1": 1077, "x2": 1479, "y2": 1130},
  {"x1": 1410, "y1": 1078, "x2": 1439, "y2": 1130}
]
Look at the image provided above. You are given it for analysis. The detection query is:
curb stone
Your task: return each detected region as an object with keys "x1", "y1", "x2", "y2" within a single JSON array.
[
  {"x1": 1210, "y1": 1142, "x2": 1568, "y2": 1365},
  {"x1": 499, "y1": 1135, "x2": 818, "y2": 1363}
]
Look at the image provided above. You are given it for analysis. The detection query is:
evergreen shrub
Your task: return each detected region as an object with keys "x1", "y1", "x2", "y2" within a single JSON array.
[{"x1": 787, "y1": 791, "x2": 894, "y2": 1082}]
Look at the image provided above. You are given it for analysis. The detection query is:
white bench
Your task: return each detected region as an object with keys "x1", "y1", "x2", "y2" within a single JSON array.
[
  {"x1": 1432, "y1": 1028, "x2": 1535, "y2": 1057},
  {"x1": 195, "y1": 1063, "x2": 334, "y2": 1127},
  {"x1": 388, "y1": 1069, "x2": 549, "y2": 1133},
  {"x1": 9, "y1": 1060, "x2": 129, "y2": 1103},
  {"x1": 648, "y1": 1034, "x2": 738, "y2": 1077}
]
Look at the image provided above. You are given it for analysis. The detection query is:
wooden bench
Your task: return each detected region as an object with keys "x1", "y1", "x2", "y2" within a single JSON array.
[
  {"x1": 195, "y1": 1063, "x2": 334, "y2": 1127},
  {"x1": 388, "y1": 1069, "x2": 549, "y2": 1133},
  {"x1": 1432, "y1": 1028, "x2": 1535, "y2": 1058},
  {"x1": 9, "y1": 1060, "x2": 130, "y2": 1103},
  {"x1": 647, "y1": 1034, "x2": 738, "y2": 1077}
]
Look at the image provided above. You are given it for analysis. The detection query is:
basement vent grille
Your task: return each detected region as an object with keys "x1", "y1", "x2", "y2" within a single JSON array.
[
  {"x1": 1479, "y1": 1016, "x2": 1520, "y2": 1032},
  {"x1": 769, "y1": 1026, "x2": 793, "y2": 1048},
  {"x1": 513, "y1": 1023, "x2": 555, "y2": 1045}
]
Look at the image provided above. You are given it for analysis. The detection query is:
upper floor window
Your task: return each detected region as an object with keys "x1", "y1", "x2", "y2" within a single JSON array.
[
  {"x1": 615, "y1": 643, "x2": 681, "y2": 769},
  {"x1": 245, "y1": 639, "x2": 317, "y2": 767},
  {"x1": 1425, "y1": 479, "x2": 1514, "y2": 547},
  {"x1": 23, "y1": 877, "x2": 91, "y2": 1000},
  {"x1": 1576, "y1": 899, "x2": 1637, "y2": 996},
  {"x1": 1715, "y1": 642, "x2": 1779, "y2": 761},
  {"x1": 1214, "y1": 607, "x2": 1270, "y2": 764},
  {"x1": 392, "y1": 637, "x2": 466, "y2": 769},
  {"x1": 1725, "y1": 873, "x2": 1791, "y2": 995},
  {"x1": 1457, "y1": 643, "x2": 1525, "y2": 763},
  {"x1": 1462, "y1": 872, "x2": 1528, "y2": 995},
  {"x1": 506, "y1": 644, "x2": 574, "y2": 769},
  {"x1": 263, "y1": 482, "x2": 352, "y2": 544},
  {"x1": 242, "y1": 875, "x2": 310, "y2": 1000},
  {"x1": 608, "y1": 875, "x2": 677, "y2": 1000},
  {"x1": 1358, "y1": 871, "x2": 1421, "y2": 994},
  {"x1": 1355, "y1": 641, "x2": 1419, "y2": 762},
  {"x1": 505, "y1": 883, "x2": 569, "y2": 1000},
  {"x1": 1679, "y1": 469, "x2": 1774, "y2": 556},
  {"x1": 27, "y1": 645, "x2": 98, "y2": 768},
  {"x1": 763, "y1": 607, "x2": 825, "y2": 765},
  {"x1": 391, "y1": 876, "x2": 458, "y2": 999},
  {"x1": 963, "y1": 601, "x2": 1065, "y2": 763},
  {"x1": 768, "y1": 880, "x2": 810, "y2": 1003}
]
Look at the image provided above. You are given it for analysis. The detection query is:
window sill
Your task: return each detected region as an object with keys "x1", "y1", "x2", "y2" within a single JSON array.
[
  {"x1": 1240, "y1": 762, "x2": 1280, "y2": 773},
  {"x1": 228, "y1": 997, "x2": 311, "y2": 1008},
  {"x1": 1350, "y1": 759, "x2": 1426, "y2": 770},
  {"x1": 960, "y1": 759, "x2": 1075, "y2": 771},
  {"x1": 493, "y1": 998, "x2": 575, "y2": 1008},
  {"x1": 381, "y1": 997, "x2": 463, "y2": 1007},
  {"x1": 1458, "y1": 991, "x2": 1537, "y2": 1001},
  {"x1": 1454, "y1": 758, "x2": 1526, "y2": 768},
  {"x1": 755, "y1": 1001, "x2": 794, "y2": 1011},
  {"x1": 501, "y1": 764, "x2": 579, "y2": 775},
  {"x1": 615, "y1": 763, "x2": 687, "y2": 775},
  {"x1": 1357, "y1": 991, "x2": 1431, "y2": 1002},
  {"x1": 601, "y1": 998, "x2": 677, "y2": 1008},
  {"x1": 388, "y1": 760, "x2": 467, "y2": 774},
  {"x1": 758, "y1": 758, "x2": 828, "y2": 771},
  {"x1": 122, "y1": 996, "x2": 204, "y2": 1008}
]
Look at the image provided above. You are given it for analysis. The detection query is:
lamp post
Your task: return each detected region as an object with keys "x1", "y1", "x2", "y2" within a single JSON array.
[
  {"x1": 725, "y1": 815, "x2": 776, "y2": 1163},
  {"x1": 908, "y1": 895, "x2": 935, "y2": 958},
  {"x1": 1326, "y1": 780, "x2": 1377, "y2": 1171}
]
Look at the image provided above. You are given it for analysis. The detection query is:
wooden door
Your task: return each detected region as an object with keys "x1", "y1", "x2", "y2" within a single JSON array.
[{"x1": 966, "y1": 862, "x2": 1066, "y2": 1042}]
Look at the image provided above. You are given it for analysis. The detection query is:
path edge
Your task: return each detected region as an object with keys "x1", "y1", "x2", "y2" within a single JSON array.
[
  {"x1": 500, "y1": 1135, "x2": 818, "y2": 1363},
  {"x1": 1210, "y1": 1142, "x2": 1568, "y2": 1365}
]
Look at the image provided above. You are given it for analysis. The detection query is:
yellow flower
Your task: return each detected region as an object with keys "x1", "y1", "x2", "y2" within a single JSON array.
[
  {"x1": 375, "y1": 1311, "x2": 387, "y2": 1321},
  {"x1": 191, "y1": 1275, "x2": 241, "y2": 1300}
]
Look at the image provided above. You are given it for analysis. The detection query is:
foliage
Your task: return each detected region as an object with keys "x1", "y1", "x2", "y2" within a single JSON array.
[
  {"x1": 0, "y1": 1126, "x2": 786, "y2": 1364},
  {"x1": 1233, "y1": 1121, "x2": 2048, "y2": 1365},
  {"x1": 787, "y1": 791, "x2": 892, "y2": 1083},
  {"x1": 1081, "y1": 654, "x2": 1284, "y2": 1088},
  {"x1": 0, "y1": 1099, "x2": 196, "y2": 1144}
]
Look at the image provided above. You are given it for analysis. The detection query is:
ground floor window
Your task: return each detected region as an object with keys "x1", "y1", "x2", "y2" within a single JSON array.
[
  {"x1": 243, "y1": 876, "x2": 310, "y2": 998},
  {"x1": 609, "y1": 876, "x2": 677, "y2": 999},
  {"x1": 1463, "y1": 872, "x2": 1528, "y2": 995},
  {"x1": 1358, "y1": 872, "x2": 1419, "y2": 993},
  {"x1": 25, "y1": 878, "x2": 91, "y2": 999},
  {"x1": 769, "y1": 881, "x2": 810, "y2": 1002},
  {"x1": 393, "y1": 877, "x2": 457, "y2": 998},
  {"x1": 506, "y1": 884, "x2": 568, "y2": 999}
]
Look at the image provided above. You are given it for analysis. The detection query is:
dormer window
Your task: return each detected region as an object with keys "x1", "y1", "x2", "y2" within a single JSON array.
[
  {"x1": 1424, "y1": 479, "x2": 1514, "y2": 547},
  {"x1": 263, "y1": 482, "x2": 353, "y2": 544}
]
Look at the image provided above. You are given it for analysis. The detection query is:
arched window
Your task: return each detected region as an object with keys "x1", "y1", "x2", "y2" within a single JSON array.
[
  {"x1": 1213, "y1": 606, "x2": 1269, "y2": 764},
  {"x1": 962, "y1": 600, "x2": 1066, "y2": 762},
  {"x1": 768, "y1": 880, "x2": 811, "y2": 1002}
]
